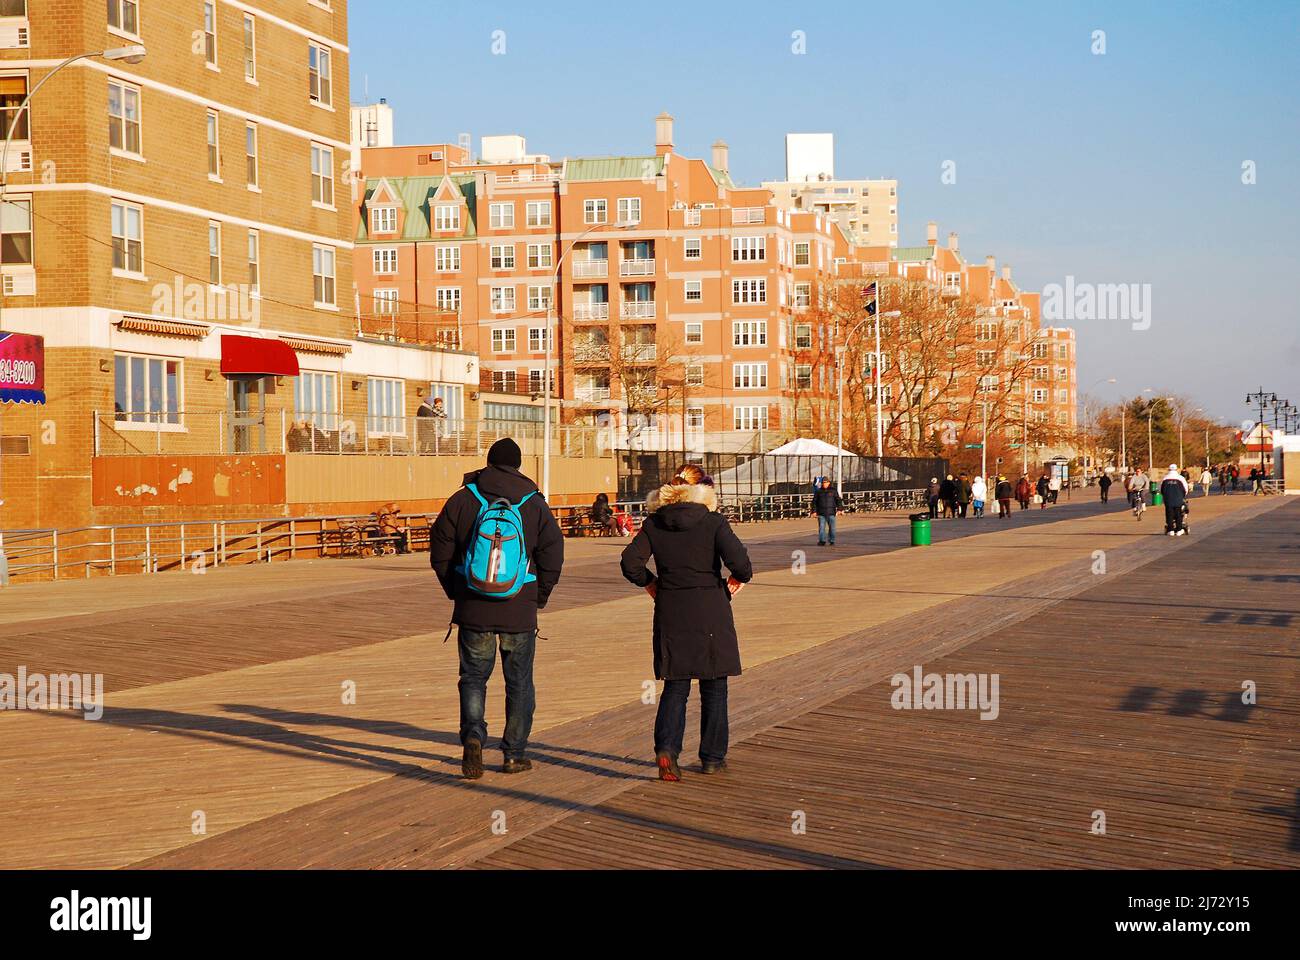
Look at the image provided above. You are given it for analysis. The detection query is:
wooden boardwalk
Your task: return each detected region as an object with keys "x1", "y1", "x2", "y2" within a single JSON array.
[{"x1": 0, "y1": 492, "x2": 1294, "y2": 869}]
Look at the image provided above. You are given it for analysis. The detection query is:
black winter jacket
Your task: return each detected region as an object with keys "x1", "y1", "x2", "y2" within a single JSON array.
[
  {"x1": 429, "y1": 465, "x2": 564, "y2": 633},
  {"x1": 620, "y1": 483, "x2": 753, "y2": 680},
  {"x1": 812, "y1": 486, "x2": 843, "y2": 517}
]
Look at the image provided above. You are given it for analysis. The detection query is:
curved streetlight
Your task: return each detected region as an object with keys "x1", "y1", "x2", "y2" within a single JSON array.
[
  {"x1": 1142, "y1": 390, "x2": 1174, "y2": 471},
  {"x1": 542, "y1": 218, "x2": 634, "y2": 499},
  {"x1": 835, "y1": 307, "x2": 900, "y2": 492},
  {"x1": 1082, "y1": 376, "x2": 1117, "y2": 477}
]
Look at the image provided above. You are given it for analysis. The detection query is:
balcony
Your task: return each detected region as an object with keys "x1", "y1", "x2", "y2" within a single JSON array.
[
  {"x1": 619, "y1": 258, "x2": 655, "y2": 277},
  {"x1": 572, "y1": 259, "x2": 608, "y2": 279},
  {"x1": 572, "y1": 302, "x2": 609, "y2": 322},
  {"x1": 941, "y1": 284, "x2": 962, "y2": 298},
  {"x1": 572, "y1": 339, "x2": 611, "y2": 362},
  {"x1": 732, "y1": 207, "x2": 766, "y2": 225},
  {"x1": 621, "y1": 301, "x2": 656, "y2": 320},
  {"x1": 620, "y1": 343, "x2": 657, "y2": 362},
  {"x1": 574, "y1": 385, "x2": 612, "y2": 403}
]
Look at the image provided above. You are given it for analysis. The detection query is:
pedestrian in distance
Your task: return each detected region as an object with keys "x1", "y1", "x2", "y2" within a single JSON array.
[
  {"x1": 429, "y1": 438, "x2": 565, "y2": 780},
  {"x1": 927, "y1": 477, "x2": 941, "y2": 520},
  {"x1": 1129, "y1": 467, "x2": 1149, "y2": 520},
  {"x1": 1015, "y1": 475, "x2": 1033, "y2": 510},
  {"x1": 970, "y1": 475, "x2": 987, "y2": 519},
  {"x1": 1231, "y1": 465, "x2": 1240, "y2": 492},
  {"x1": 995, "y1": 475, "x2": 1014, "y2": 518},
  {"x1": 1218, "y1": 466, "x2": 1230, "y2": 495},
  {"x1": 956, "y1": 473, "x2": 972, "y2": 518},
  {"x1": 939, "y1": 475, "x2": 957, "y2": 519},
  {"x1": 620, "y1": 465, "x2": 753, "y2": 781},
  {"x1": 811, "y1": 476, "x2": 844, "y2": 546},
  {"x1": 1099, "y1": 473, "x2": 1112, "y2": 503},
  {"x1": 1198, "y1": 466, "x2": 1213, "y2": 497},
  {"x1": 1036, "y1": 472, "x2": 1051, "y2": 509},
  {"x1": 1161, "y1": 463, "x2": 1190, "y2": 536}
]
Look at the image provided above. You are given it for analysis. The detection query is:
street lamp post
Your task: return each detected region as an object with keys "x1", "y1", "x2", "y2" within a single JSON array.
[
  {"x1": 1082, "y1": 376, "x2": 1116, "y2": 479},
  {"x1": 835, "y1": 307, "x2": 899, "y2": 494},
  {"x1": 1144, "y1": 392, "x2": 1172, "y2": 471},
  {"x1": 542, "y1": 219, "x2": 632, "y2": 500},
  {"x1": 1245, "y1": 388, "x2": 1276, "y2": 481}
]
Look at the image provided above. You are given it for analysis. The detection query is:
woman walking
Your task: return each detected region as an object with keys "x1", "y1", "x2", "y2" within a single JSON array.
[
  {"x1": 970, "y1": 475, "x2": 987, "y2": 518},
  {"x1": 620, "y1": 465, "x2": 752, "y2": 781}
]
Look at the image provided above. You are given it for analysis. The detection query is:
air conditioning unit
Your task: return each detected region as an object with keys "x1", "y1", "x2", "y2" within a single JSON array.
[{"x1": 430, "y1": 151, "x2": 443, "y2": 161}]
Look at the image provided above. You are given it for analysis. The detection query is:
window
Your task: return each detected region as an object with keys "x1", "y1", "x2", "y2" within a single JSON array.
[
  {"x1": 793, "y1": 282, "x2": 811, "y2": 309},
  {"x1": 795, "y1": 364, "x2": 813, "y2": 389},
  {"x1": 731, "y1": 236, "x2": 765, "y2": 262},
  {"x1": 527, "y1": 326, "x2": 553, "y2": 352},
  {"x1": 687, "y1": 406, "x2": 704, "y2": 430},
  {"x1": 244, "y1": 123, "x2": 258, "y2": 186},
  {"x1": 527, "y1": 285, "x2": 552, "y2": 312},
  {"x1": 312, "y1": 244, "x2": 335, "y2": 305},
  {"x1": 976, "y1": 350, "x2": 995, "y2": 367},
  {"x1": 367, "y1": 377, "x2": 403, "y2": 436},
  {"x1": 107, "y1": 79, "x2": 141, "y2": 156},
  {"x1": 491, "y1": 370, "x2": 517, "y2": 392},
  {"x1": 685, "y1": 364, "x2": 704, "y2": 387},
  {"x1": 979, "y1": 375, "x2": 998, "y2": 394},
  {"x1": 794, "y1": 323, "x2": 812, "y2": 349},
  {"x1": 206, "y1": 111, "x2": 220, "y2": 178},
  {"x1": 246, "y1": 230, "x2": 259, "y2": 292},
  {"x1": 435, "y1": 245, "x2": 460, "y2": 272},
  {"x1": 110, "y1": 200, "x2": 143, "y2": 275},
  {"x1": 731, "y1": 278, "x2": 766, "y2": 304},
  {"x1": 794, "y1": 241, "x2": 810, "y2": 266},
  {"x1": 108, "y1": 0, "x2": 139, "y2": 35},
  {"x1": 685, "y1": 322, "x2": 702, "y2": 344},
  {"x1": 371, "y1": 206, "x2": 396, "y2": 233},
  {"x1": 864, "y1": 383, "x2": 891, "y2": 404},
  {"x1": 309, "y1": 43, "x2": 332, "y2": 106},
  {"x1": 732, "y1": 320, "x2": 767, "y2": 347},
  {"x1": 114, "y1": 353, "x2": 180, "y2": 424},
  {"x1": 733, "y1": 363, "x2": 767, "y2": 389},
  {"x1": 1032, "y1": 388, "x2": 1048, "y2": 403},
  {"x1": 684, "y1": 280, "x2": 702, "y2": 302},
  {"x1": 1, "y1": 197, "x2": 32, "y2": 266},
  {"x1": 0, "y1": 76, "x2": 28, "y2": 143},
  {"x1": 490, "y1": 286, "x2": 516, "y2": 314},
  {"x1": 372, "y1": 248, "x2": 398, "y2": 275},
  {"x1": 433, "y1": 204, "x2": 460, "y2": 231},
  {"x1": 683, "y1": 237, "x2": 701, "y2": 260},
  {"x1": 489, "y1": 243, "x2": 515, "y2": 270},
  {"x1": 528, "y1": 368, "x2": 554, "y2": 394},
  {"x1": 734, "y1": 405, "x2": 768, "y2": 431},
  {"x1": 584, "y1": 198, "x2": 607, "y2": 224},
  {"x1": 617, "y1": 197, "x2": 641, "y2": 224},
  {"x1": 202, "y1": 2, "x2": 217, "y2": 66},
  {"x1": 526, "y1": 201, "x2": 551, "y2": 227},
  {"x1": 1057, "y1": 344, "x2": 1070, "y2": 360},
  {"x1": 294, "y1": 370, "x2": 337, "y2": 432},
  {"x1": 207, "y1": 221, "x2": 221, "y2": 284},
  {"x1": 311, "y1": 144, "x2": 334, "y2": 206},
  {"x1": 976, "y1": 321, "x2": 998, "y2": 341},
  {"x1": 489, "y1": 202, "x2": 514, "y2": 229},
  {"x1": 526, "y1": 243, "x2": 552, "y2": 269},
  {"x1": 435, "y1": 287, "x2": 460, "y2": 313},
  {"x1": 373, "y1": 289, "x2": 399, "y2": 314},
  {"x1": 1057, "y1": 389, "x2": 1070, "y2": 404},
  {"x1": 243, "y1": 14, "x2": 256, "y2": 81}
]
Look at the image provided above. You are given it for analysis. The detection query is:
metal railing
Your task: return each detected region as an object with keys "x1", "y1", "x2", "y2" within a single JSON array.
[
  {"x1": 619, "y1": 257, "x2": 655, "y2": 277},
  {"x1": 621, "y1": 301, "x2": 655, "y2": 319},
  {"x1": 718, "y1": 489, "x2": 927, "y2": 523},
  {"x1": 572, "y1": 259, "x2": 608, "y2": 279},
  {"x1": 356, "y1": 310, "x2": 462, "y2": 348},
  {"x1": 572, "y1": 301, "x2": 610, "y2": 321},
  {"x1": 94, "y1": 411, "x2": 606, "y2": 458},
  {"x1": 732, "y1": 207, "x2": 766, "y2": 225}
]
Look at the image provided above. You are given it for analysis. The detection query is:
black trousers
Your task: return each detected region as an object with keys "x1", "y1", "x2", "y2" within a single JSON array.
[{"x1": 655, "y1": 678, "x2": 729, "y2": 764}]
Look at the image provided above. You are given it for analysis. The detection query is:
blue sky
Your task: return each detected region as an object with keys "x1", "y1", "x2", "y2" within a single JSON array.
[{"x1": 350, "y1": 0, "x2": 1300, "y2": 424}]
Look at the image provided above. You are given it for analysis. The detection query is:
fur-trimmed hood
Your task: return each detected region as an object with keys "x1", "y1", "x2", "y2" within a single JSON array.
[{"x1": 646, "y1": 482, "x2": 718, "y2": 515}]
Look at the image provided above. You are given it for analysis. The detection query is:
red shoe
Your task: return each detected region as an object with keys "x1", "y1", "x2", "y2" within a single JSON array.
[{"x1": 656, "y1": 751, "x2": 682, "y2": 782}]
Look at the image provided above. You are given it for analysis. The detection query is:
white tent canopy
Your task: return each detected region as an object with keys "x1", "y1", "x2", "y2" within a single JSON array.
[
  {"x1": 709, "y1": 436, "x2": 912, "y2": 494},
  {"x1": 763, "y1": 437, "x2": 858, "y2": 457}
]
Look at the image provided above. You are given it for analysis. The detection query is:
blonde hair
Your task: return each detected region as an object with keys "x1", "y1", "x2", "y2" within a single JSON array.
[{"x1": 670, "y1": 464, "x2": 706, "y2": 486}]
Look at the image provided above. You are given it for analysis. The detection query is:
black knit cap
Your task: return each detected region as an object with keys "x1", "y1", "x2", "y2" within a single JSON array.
[{"x1": 486, "y1": 437, "x2": 522, "y2": 469}]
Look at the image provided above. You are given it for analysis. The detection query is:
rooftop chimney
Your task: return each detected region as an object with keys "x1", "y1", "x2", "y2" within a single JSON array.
[
  {"x1": 948, "y1": 231, "x2": 959, "y2": 253},
  {"x1": 1001, "y1": 264, "x2": 1012, "y2": 281},
  {"x1": 985, "y1": 255, "x2": 996, "y2": 273},
  {"x1": 655, "y1": 111, "x2": 674, "y2": 157},
  {"x1": 711, "y1": 139, "x2": 729, "y2": 175},
  {"x1": 926, "y1": 221, "x2": 938, "y2": 246}
]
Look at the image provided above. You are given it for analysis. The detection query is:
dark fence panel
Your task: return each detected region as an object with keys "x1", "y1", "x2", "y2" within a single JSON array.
[{"x1": 617, "y1": 451, "x2": 948, "y2": 501}]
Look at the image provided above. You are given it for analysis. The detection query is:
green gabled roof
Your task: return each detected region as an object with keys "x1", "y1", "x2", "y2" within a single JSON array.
[
  {"x1": 892, "y1": 245, "x2": 935, "y2": 262},
  {"x1": 708, "y1": 165, "x2": 735, "y2": 189},
  {"x1": 564, "y1": 155, "x2": 665, "y2": 181},
  {"x1": 356, "y1": 175, "x2": 478, "y2": 242}
]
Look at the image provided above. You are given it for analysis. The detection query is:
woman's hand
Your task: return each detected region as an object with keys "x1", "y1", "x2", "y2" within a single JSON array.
[
  {"x1": 645, "y1": 582, "x2": 657, "y2": 599},
  {"x1": 726, "y1": 576, "x2": 745, "y2": 596}
]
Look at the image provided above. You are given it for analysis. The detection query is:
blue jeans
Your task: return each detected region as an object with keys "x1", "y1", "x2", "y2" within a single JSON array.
[
  {"x1": 817, "y1": 514, "x2": 837, "y2": 543},
  {"x1": 457, "y1": 628, "x2": 536, "y2": 759},
  {"x1": 655, "y1": 678, "x2": 729, "y2": 764}
]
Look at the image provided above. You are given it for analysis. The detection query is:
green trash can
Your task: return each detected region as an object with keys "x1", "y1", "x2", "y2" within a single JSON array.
[
  {"x1": 909, "y1": 512, "x2": 932, "y2": 547},
  {"x1": 1149, "y1": 480, "x2": 1162, "y2": 507}
]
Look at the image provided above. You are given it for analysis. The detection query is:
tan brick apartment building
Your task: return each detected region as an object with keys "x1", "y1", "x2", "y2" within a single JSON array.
[{"x1": 0, "y1": 0, "x2": 494, "y2": 535}]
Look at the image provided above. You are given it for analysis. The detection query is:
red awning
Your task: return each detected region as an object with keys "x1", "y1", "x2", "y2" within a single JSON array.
[{"x1": 219, "y1": 334, "x2": 300, "y2": 377}]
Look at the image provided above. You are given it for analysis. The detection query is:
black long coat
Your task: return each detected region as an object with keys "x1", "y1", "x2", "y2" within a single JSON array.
[{"x1": 620, "y1": 487, "x2": 753, "y2": 680}]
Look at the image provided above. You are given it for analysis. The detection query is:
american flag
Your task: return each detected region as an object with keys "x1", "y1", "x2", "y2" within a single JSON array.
[{"x1": 861, "y1": 282, "x2": 878, "y2": 315}]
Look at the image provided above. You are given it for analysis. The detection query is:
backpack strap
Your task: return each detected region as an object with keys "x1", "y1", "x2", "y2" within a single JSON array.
[
  {"x1": 465, "y1": 482, "x2": 489, "y2": 509},
  {"x1": 517, "y1": 491, "x2": 536, "y2": 507}
]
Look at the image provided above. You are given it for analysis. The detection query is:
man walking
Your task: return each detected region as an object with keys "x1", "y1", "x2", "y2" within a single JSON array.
[
  {"x1": 927, "y1": 477, "x2": 941, "y2": 520},
  {"x1": 956, "y1": 473, "x2": 972, "y2": 518},
  {"x1": 1161, "y1": 463, "x2": 1190, "y2": 536},
  {"x1": 1099, "y1": 473, "x2": 1112, "y2": 503},
  {"x1": 995, "y1": 475, "x2": 1014, "y2": 519},
  {"x1": 812, "y1": 477, "x2": 844, "y2": 546},
  {"x1": 429, "y1": 438, "x2": 564, "y2": 779}
]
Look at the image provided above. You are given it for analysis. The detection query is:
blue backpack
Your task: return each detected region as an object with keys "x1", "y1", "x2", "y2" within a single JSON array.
[{"x1": 457, "y1": 483, "x2": 537, "y2": 599}]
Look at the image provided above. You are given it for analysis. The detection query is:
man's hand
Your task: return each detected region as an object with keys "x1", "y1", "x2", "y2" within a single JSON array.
[
  {"x1": 644, "y1": 582, "x2": 657, "y2": 599},
  {"x1": 726, "y1": 576, "x2": 745, "y2": 596}
]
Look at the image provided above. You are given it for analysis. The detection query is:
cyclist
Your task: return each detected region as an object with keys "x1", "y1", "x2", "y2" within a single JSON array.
[{"x1": 1129, "y1": 467, "x2": 1149, "y2": 520}]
